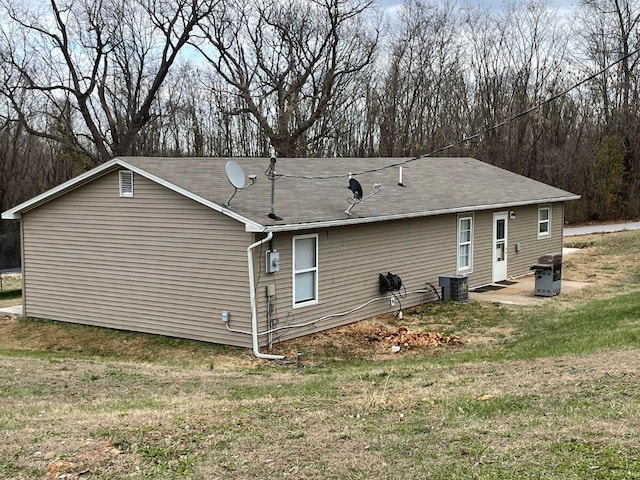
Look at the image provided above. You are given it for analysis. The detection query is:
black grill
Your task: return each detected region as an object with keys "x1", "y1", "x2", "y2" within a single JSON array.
[{"x1": 530, "y1": 252, "x2": 562, "y2": 296}]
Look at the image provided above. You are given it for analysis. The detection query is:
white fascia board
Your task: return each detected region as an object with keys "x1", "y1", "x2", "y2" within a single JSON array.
[
  {"x1": 115, "y1": 160, "x2": 266, "y2": 233},
  {"x1": 2, "y1": 210, "x2": 21, "y2": 220},
  {"x1": 264, "y1": 195, "x2": 582, "y2": 233},
  {"x1": 1, "y1": 159, "x2": 121, "y2": 219}
]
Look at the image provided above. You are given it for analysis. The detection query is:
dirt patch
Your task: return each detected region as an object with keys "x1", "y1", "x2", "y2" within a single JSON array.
[
  {"x1": 269, "y1": 316, "x2": 466, "y2": 361},
  {"x1": 358, "y1": 323, "x2": 464, "y2": 349},
  {"x1": 326, "y1": 320, "x2": 465, "y2": 353}
]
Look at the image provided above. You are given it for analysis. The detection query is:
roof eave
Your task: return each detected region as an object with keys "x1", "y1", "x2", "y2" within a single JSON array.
[
  {"x1": 1, "y1": 159, "x2": 121, "y2": 220},
  {"x1": 1, "y1": 158, "x2": 267, "y2": 232},
  {"x1": 264, "y1": 195, "x2": 582, "y2": 233}
]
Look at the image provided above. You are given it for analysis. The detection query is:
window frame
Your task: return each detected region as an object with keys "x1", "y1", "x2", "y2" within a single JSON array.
[
  {"x1": 538, "y1": 205, "x2": 551, "y2": 239},
  {"x1": 457, "y1": 214, "x2": 474, "y2": 273},
  {"x1": 292, "y1": 233, "x2": 319, "y2": 308},
  {"x1": 119, "y1": 170, "x2": 134, "y2": 197}
]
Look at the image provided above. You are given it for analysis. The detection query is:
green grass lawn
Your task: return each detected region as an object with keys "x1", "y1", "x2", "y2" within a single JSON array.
[
  {"x1": 1, "y1": 231, "x2": 640, "y2": 479},
  {"x1": 0, "y1": 274, "x2": 21, "y2": 307}
]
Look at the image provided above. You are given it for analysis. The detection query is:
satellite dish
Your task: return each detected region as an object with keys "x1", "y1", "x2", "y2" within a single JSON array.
[
  {"x1": 225, "y1": 160, "x2": 246, "y2": 189},
  {"x1": 345, "y1": 177, "x2": 382, "y2": 217},
  {"x1": 348, "y1": 178, "x2": 363, "y2": 200},
  {"x1": 345, "y1": 178, "x2": 364, "y2": 216},
  {"x1": 224, "y1": 161, "x2": 246, "y2": 207}
]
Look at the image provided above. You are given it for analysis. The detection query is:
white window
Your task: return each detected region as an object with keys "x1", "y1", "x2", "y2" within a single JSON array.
[
  {"x1": 458, "y1": 215, "x2": 473, "y2": 272},
  {"x1": 292, "y1": 234, "x2": 318, "y2": 307},
  {"x1": 119, "y1": 170, "x2": 134, "y2": 197},
  {"x1": 538, "y1": 206, "x2": 551, "y2": 238}
]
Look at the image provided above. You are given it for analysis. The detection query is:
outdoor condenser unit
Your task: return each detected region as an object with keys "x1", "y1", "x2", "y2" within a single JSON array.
[{"x1": 439, "y1": 275, "x2": 469, "y2": 302}]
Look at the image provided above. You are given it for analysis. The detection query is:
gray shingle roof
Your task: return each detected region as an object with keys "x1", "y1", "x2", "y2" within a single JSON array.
[{"x1": 118, "y1": 156, "x2": 579, "y2": 231}]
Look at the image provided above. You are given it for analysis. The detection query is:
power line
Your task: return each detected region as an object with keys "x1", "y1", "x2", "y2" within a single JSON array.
[{"x1": 275, "y1": 46, "x2": 640, "y2": 181}]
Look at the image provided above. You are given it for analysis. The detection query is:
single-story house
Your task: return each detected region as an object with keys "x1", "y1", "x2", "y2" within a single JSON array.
[{"x1": 2, "y1": 156, "x2": 579, "y2": 358}]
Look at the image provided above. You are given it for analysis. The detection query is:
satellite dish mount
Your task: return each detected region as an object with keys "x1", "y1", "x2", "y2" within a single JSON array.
[
  {"x1": 345, "y1": 176, "x2": 381, "y2": 217},
  {"x1": 224, "y1": 160, "x2": 246, "y2": 207}
]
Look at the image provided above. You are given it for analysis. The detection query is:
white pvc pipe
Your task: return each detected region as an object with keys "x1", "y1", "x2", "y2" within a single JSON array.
[{"x1": 247, "y1": 231, "x2": 285, "y2": 360}]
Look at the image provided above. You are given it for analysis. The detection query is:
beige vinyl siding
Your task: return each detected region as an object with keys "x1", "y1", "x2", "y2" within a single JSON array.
[
  {"x1": 22, "y1": 170, "x2": 254, "y2": 347},
  {"x1": 507, "y1": 203, "x2": 563, "y2": 277},
  {"x1": 254, "y1": 216, "x2": 457, "y2": 345},
  {"x1": 464, "y1": 205, "x2": 565, "y2": 287},
  {"x1": 253, "y1": 204, "x2": 566, "y2": 346}
]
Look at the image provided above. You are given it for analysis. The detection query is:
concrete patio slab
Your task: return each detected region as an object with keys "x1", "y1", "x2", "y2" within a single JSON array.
[
  {"x1": 0, "y1": 305, "x2": 22, "y2": 316},
  {"x1": 469, "y1": 274, "x2": 592, "y2": 306}
]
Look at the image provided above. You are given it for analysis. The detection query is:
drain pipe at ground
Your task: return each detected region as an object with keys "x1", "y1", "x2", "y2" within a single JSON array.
[{"x1": 247, "y1": 231, "x2": 285, "y2": 360}]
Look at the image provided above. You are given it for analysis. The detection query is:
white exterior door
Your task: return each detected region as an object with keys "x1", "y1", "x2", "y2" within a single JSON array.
[{"x1": 492, "y1": 212, "x2": 508, "y2": 283}]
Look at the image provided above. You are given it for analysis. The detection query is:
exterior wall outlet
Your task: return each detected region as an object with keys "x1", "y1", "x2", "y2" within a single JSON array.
[
  {"x1": 221, "y1": 310, "x2": 230, "y2": 323},
  {"x1": 266, "y1": 250, "x2": 280, "y2": 273},
  {"x1": 390, "y1": 297, "x2": 397, "y2": 307}
]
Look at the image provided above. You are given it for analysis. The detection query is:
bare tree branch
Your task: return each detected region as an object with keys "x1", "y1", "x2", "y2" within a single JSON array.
[
  {"x1": 194, "y1": 0, "x2": 379, "y2": 157},
  {"x1": 0, "y1": 0, "x2": 221, "y2": 165}
]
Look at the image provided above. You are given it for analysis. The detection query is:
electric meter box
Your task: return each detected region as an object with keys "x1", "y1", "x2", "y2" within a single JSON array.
[{"x1": 266, "y1": 250, "x2": 280, "y2": 273}]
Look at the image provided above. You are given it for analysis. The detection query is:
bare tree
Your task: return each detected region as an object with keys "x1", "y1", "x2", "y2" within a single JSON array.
[
  {"x1": 576, "y1": 0, "x2": 640, "y2": 217},
  {"x1": 0, "y1": 95, "x2": 72, "y2": 267},
  {"x1": 464, "y1": 1, "x2": 570, "y2": 177},
  {"x1": 0, "y1": 0, "x2": 221, "y2": 165},
  {"x1": 378, "y1": 0, "x2": 466, "y2": 156},
  {"x1": 135, "y1": 65, "x2": 268, "y2": 157},
  {"x1": 195, "y1": 0, "x2": 380, "y2": 157},
  {"x1": 581, "y1": 0, "x2": 640, "y2": 118}
]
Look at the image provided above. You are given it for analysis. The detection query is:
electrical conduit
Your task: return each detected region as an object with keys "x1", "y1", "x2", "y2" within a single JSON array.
[{"x1": 247, "y1": 231, "x2": 285, "y2": 360}]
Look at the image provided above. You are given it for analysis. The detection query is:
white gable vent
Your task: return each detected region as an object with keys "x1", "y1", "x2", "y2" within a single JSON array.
[{"x1": 119, "y1": 170, "x2": 134, "y2": 197}]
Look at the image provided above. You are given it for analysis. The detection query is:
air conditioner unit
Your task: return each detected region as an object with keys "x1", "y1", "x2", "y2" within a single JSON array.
[{"x1": 439, "y1": 275, "x2": 469, "y2": 302}]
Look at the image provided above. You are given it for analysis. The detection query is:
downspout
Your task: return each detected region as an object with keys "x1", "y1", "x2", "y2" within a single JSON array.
[{"x1": 247, "y1": 231, "x2": 285, "y2": 360}]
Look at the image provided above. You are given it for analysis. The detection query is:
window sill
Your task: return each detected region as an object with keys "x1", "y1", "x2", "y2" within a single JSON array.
[{"x1": 293, "y1": 299, "x2": 318, "y2": 309}]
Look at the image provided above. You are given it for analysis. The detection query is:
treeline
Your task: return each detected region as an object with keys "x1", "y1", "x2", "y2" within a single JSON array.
[{"x1": 1, "y1": 0, "x2": 640, "y2": 226}]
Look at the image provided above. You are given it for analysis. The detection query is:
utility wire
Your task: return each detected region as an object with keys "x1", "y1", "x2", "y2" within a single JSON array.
[{"x1": 275, "y1": 46, "x2": 640, "y2": 181}]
